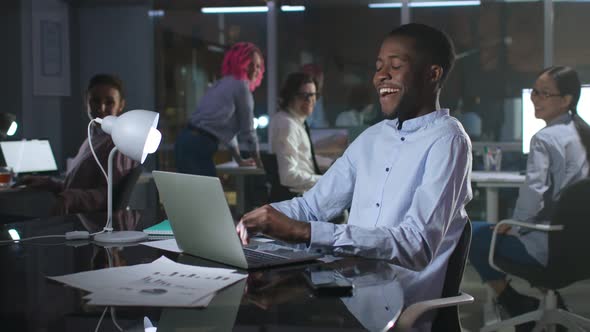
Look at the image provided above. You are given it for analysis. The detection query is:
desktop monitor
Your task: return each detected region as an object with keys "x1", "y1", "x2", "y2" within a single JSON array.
[
  {"x1": 0, "y1": 139, "x2": 58, "y2": 174},
  {"x1": 521, "y1": 85, "x2": 590, "y2": 154}
]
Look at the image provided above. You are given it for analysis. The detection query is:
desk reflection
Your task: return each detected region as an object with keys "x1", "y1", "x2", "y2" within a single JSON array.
[
  {"x1": 158, "y1": 279, "x2": 247, "y2": 332},
  {"x1": 0, "y1": 213, "x2": 438, "y2": 332}
]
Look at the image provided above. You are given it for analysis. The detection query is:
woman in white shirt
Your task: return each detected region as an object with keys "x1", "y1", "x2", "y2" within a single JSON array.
[
  {"x1": 469, "y1": 66, "x2": 590, "y2": 328},
  {"x1": 269, "y1": 72, "x2": 331, "y2": 194}
]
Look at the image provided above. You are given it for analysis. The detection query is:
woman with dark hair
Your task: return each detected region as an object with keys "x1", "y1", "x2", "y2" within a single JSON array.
[
  {"x1": 269, "y1": 72, "x2": 332, "y2": 194},
  {"x1": 469, "y1": 66, "x2": 590, "y2": 328},
  {"x1": 20, "y1": 74, "x2": 138, "y2": 215},
  {"x1": 175, "y1": 42, "x2": 265, "y2": 176}
]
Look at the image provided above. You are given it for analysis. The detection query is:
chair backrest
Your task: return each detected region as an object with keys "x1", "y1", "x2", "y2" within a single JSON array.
[
  {"x1": 260, "y1": 153, "x2": 297, "y2": 203},
  {"x1": 547, "y1": 177, "x2": 590, "y2": 285},
  {"x1": 113, "y1": 165, "x2": 143, "y2": 210},
  {"x1": 432, "y1": 220, "x2": 472, "y2": 331}
]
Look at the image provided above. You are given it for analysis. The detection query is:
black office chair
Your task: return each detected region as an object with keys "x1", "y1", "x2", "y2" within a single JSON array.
[
  {"x1": 260, "y1": 153, "x2": 298, "y2": 203},
  {"x1": 112, "y1": 165, "x2": 143, "y2": 211},
  {"x1": 385, "y1": 220, "x2": 474, "y2": 332},
  {"x1": 482, "y1": 178, "x2": 590, "y2": 331}
]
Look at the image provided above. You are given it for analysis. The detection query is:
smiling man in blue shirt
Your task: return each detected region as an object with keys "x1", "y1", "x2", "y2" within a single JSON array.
[{"x1": 237, "y1": 23, "x2": 472, "y2": 299}]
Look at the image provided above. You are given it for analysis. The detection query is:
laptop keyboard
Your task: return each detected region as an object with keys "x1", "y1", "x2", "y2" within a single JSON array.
[{"x1": 243, "y1": 248, "x2": 289, "y2": 266}]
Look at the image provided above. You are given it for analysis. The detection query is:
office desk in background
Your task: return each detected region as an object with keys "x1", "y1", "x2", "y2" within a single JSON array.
[
  {"x1": 216, "y1": 161, "x2": 265, "y2": 216},
  {"x1": 0, "y1": 212, "x2": 412, "y2": 332},
  {"x1": 0, "y1": 187, "x2": 56, "y2": 220},
  {"x1": 471, "y1": 171, "x2": 525, "y2": 223}
]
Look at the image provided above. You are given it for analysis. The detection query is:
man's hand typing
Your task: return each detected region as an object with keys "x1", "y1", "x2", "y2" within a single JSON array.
[{"x1": 236, "y1": 205, "x2": 311, "y2": 245}]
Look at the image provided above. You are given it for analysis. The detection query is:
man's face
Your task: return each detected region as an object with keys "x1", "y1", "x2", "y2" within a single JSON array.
[
  {"x1": 373, "y1": 36, "x2": 426, "y2": 121},
  {"x1": 87, "y1": 84, "x2": 125, "y2": 119},
  {"x1": 290, "y1": 82, "x2": 317, "y2": 117}
]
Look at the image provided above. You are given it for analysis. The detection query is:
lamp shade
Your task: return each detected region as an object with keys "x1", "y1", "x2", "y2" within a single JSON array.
[
  {"x1": 99, "y1": 110, "x2": 162, "y2": 163},
  {"x1": 0, "y1": 112, "x2": 17, "y2": 138}
]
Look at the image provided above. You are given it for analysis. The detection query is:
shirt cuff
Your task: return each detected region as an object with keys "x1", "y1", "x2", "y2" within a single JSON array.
[{"x1": 308, "y1": 221, "x2": 335, "y2": 252}]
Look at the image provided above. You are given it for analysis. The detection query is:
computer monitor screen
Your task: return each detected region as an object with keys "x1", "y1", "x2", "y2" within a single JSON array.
[
  {"x1": 522, "y1": 85, "x2": 590, "y2": 154},
  {"x1": 0, "y1": 140, "x2": 58, "y2": 173}
]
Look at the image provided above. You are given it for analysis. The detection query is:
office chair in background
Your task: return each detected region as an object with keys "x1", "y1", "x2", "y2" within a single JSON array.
[
  {"x1": 113, "y1": 165, "x2": 143, "y2": 210},
  {"x1": 260, "y1": 153, "x2": 297, "y2": 203},
  {"x1": 481, "y1": 178, "x2": 590, "y2": 332},
  {"x1": 385, "y1": 220, "x2": 475, "y2": 332}
]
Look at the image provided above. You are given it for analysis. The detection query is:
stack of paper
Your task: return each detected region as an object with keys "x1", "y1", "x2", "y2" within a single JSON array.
[{"x1": 48, "y1": 256, "x2": 247, "y2": 307}]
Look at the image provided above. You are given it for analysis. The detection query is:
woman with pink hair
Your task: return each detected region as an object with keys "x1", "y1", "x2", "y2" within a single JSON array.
[{"x1": 176, "y1": 42, "x2": 265, "y2": 176}]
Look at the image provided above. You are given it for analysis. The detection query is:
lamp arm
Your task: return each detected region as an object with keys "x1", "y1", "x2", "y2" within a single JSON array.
[
  {"x1": 87, "y1": 120, "x2": 108, "y2": 182},
  {"x1": 103, "y1": 147, "x2": 118, "y2": 232}
]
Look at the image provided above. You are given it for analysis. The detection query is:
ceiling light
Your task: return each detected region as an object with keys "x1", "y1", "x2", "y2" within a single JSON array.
[
  {"x1": 201, "y1": 6, "x2": 305, "y2": 14},
  {"x1": 369, "y1": 1, "x2": 480, "y2": 8}
]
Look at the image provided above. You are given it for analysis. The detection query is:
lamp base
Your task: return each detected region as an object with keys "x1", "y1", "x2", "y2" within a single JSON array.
[{"x1": 93, "y1": 231, "x2": 148, "y2": 244}]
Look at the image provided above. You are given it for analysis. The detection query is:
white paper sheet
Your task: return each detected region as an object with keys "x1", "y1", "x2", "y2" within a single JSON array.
[
  {"x1": 141, "y1": 239, "x2": 182, "y2": 253},
  {"x1": 48, "y1": 256, "x2": 247, "y2": 307},
  {"x1": 85, "y1": 289, "x2": 215, "y2": 307}
]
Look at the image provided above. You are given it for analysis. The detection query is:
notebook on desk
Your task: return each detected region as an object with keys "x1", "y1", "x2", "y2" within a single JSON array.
[
  {"x1": 152, "y1": 170, "x2": 322, "y2": 270},
  {"x1": 143, "y1": 219, "x2": 174, "y2": 239}
]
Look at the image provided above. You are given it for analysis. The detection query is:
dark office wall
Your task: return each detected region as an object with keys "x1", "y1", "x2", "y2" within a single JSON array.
[
  {"x1": 19, "y1": 0, "x2": 66, "y2": 170},
  {"x1": 0, "y1": 1, "x2": 22, "y2": 137},
  {"x1": 77, "y1": 4, "x2": 155, "y2": 117}
]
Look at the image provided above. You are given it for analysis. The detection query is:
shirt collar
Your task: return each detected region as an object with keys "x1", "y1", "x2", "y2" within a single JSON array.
[
  {"x1": 286, "y1": 108, "x2": 307, "y2": 125},
  {"x1": 388, "y1": 109, "x2": 449, "y2": 133},
  {"x1": 546, "y1": 112, "x2": 572, "y2": 127}
]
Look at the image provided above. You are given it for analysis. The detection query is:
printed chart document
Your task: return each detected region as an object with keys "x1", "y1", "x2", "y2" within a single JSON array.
[{"x1": 48, "y1": 256, "x2": 246, "y2": 307}]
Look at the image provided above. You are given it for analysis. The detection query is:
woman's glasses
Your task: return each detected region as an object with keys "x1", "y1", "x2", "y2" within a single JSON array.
[
  {"x1": 531, "y1": 88, "x2": 562, "y2": 100},
  {"x1": 296, "y1": 92, "x2": 319, "y2": 100}
]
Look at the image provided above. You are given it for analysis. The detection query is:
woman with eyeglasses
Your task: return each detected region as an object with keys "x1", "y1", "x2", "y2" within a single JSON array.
[
  {"x1": 268, "y1": 72, "x2": 333, "y2": 194},
  {"x1": 175, "y1": 42, "x2": 265, "y2": 176},
  {"x1": 469, "y1": 66, "x2": 590, "y2": 329}
]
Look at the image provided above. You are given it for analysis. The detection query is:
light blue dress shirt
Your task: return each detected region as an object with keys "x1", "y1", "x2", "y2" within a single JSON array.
[
  {"x1": 272, "y1": 109, "x2": 473, "y2": 301},
  {"x1": 514, "y1": 112, "x2": 589, "y2": 265}
]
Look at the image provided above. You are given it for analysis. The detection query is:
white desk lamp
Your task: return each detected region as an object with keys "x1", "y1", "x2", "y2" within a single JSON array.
[{"x1": 90, "y1": 110, "x2": 162, "y2": 244}]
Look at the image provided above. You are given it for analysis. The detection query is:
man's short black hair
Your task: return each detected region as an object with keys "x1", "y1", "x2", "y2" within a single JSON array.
[
  {"x1": 279, "y1": 72, "x2": 317, "y2": 110},
  {"x1": 388, "y1": 23, "x2": 456, "y2": 87}
]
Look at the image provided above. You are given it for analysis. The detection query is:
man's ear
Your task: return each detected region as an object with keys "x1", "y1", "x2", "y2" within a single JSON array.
[
  {"x1": 561, "y1": 94, "x2": 573, "y2": 110},
  {"x1": 428, "y1": 65, "x2": 444, "y2": 84}
]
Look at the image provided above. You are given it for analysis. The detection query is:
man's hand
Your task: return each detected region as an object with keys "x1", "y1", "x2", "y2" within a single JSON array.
[
  {"x1": 17, "y1": 175, "x2": 47, "y2": 188},
  {"x1": 236, "y1": 205, "x2": 311, "y2": 245},
  {"x1": 237, "y1": 158, "x2": 257, "y2": 167},
  {"x1": 492, "y1": 223, "x2": 512, "y2": 235}
]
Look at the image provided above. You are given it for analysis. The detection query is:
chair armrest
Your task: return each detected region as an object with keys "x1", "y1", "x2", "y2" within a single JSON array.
[
  {"x1": 488, "y1": 219, "x2": 564, "y2": 272},
  {"x1": 382, "y1": 292, "x2": 474, "y2": 332},
  {"x1": 495, "y1": 219, "x2": 564, "y2": 232}
]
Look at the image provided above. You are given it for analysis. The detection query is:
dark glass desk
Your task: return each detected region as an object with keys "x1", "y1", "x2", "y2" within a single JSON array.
[{"x1": 0, "y1": 212, "x2": 421, "y2": 332}]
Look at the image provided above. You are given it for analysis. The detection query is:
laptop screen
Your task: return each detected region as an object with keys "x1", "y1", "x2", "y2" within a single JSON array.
[{"x1": 0, "y1": 140, "x2": 58, "y2": 173}]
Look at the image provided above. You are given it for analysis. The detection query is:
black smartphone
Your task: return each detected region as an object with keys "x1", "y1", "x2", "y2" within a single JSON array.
[{"x1": 303, "y1": 265, "x2": 354, "y2": 297}]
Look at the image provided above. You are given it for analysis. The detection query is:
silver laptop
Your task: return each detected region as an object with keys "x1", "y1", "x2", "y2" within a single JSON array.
[
  {"x1": 152, "y1": 170, "x2": 321, "y2": 269},
  {"x1": 0, "y1": 139, "x2": 58, "y2": 174}
]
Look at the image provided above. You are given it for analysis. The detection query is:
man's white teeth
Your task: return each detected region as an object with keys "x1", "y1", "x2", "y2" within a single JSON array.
[{"x1": 379, "y1": 88, "x2": 399, "y2": 96}]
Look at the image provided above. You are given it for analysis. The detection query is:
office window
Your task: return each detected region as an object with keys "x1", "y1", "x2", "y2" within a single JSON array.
[{"x1": 413, "y1": 1, "x2": 543, "y2": 144}]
